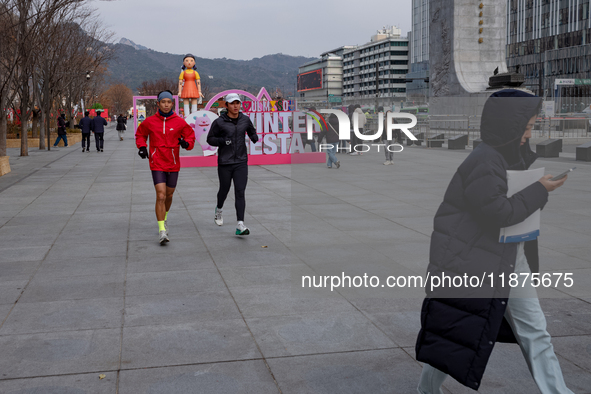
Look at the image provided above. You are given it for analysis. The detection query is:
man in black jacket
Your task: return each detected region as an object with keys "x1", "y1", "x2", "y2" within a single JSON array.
[
  {"x1": 206, "y1": 93, "x2": 258, "y2": 235},
  {"x1": 53, "y1": 113, "x2": 69, "y2": 147},
  {"x1": 79, "y1": 111, "x2": 93, "y2": 152},
  {"x1": 92, "y1": 110, "x2": 108, "y2": 152}
]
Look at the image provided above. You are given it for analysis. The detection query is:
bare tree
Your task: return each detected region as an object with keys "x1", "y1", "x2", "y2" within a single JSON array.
[
  {"x1": 0, "y1": 0, "x2": 115, "y2": 155},
  {"x1": 138, "y1": 77, "x2": 177, "y2": 115},
  {"x1": 100, "y1": 83, "x2": 132, "y2": 115}
]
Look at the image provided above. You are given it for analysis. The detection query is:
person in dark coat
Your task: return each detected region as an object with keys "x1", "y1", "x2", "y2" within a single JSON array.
[
  {"x1": 415, "y1": 89, "x2": 572, "y2": 394},
  {"x1": 92, "y1": 110, "x2": 108, "y2": 152},
  {"x1": 206, "y1": 93, "x2": 258, "y2": 236},
  {"x1": 317, "y1": 113, "x2": 340, "y2": 168},
  {"x1": 53, "y1": 113, "x2": 69, "y2": 147},
  {"x1": 78, "y1": 111, "x2": 93, "y2": 152},
  {"x1": 116, "y1": 114, "x2": 127, "y2": 141}
]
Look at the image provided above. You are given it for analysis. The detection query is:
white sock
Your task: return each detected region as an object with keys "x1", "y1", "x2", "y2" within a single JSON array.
[
  {"x1": 191, "y1": 104, "x2": 197, "y2": 114},
  {"x1": 238, "y1": 221, "x2": 244, "y2": 226},
  {"x1": 183, "y1": 103, "x2": 189, "y2": 116}
]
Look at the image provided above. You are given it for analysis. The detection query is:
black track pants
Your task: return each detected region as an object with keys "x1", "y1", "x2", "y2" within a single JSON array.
[{"x1": 217, "y1": 161, "x2": 248, "y2": 222}]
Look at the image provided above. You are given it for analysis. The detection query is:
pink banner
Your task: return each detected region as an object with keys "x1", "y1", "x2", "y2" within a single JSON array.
[{"x1": 181, "y1": 152, "x2": 325, "y2": 168}]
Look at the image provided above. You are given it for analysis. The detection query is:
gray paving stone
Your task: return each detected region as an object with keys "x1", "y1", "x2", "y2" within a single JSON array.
[
  {"x1": 267, "y1": 349, "x2": 421, "y2": 394},
  {"x1": 19, "y1": 274, "x2": 124, "y2": 303},
  {"x1": 246, "y1": 311, "x2": 396, "y2": 358},
  {"x1": 0, "y1": 260, "x2": 39, "y2": 281},
  {"x1": 0, "y1": 297, "x2": 123, "y2": 335},
  {"x1": 0, "y1": 303, "x2": 13, "y2": 323},
  {"x1": 126, "y1": 253, "x2": 215, "y2": 273},
  {"x1": 120, "y1": 320, "x2": 260, "y2": 369},
  {"x1": 0, "y1": 280, "x2": 28, "y2": 305},
  {"x1": 229, "y1": 285, "x2": 357, "y2": 319},
  {"x1": 0, "y1": 328, "x2": 120, "y2": 379},
  {"x1": 118, "y1": 361, "x2": 278, "y2": 394},
  {"x1": 0, "y1": 245, "x2": 51, "y2": 263},
  {"x1": 0, "y1": 371, "x2": 117, "y2": 393},
  {"x1": 219, "y1": 264, "x2": 315, "y2": 289},
  {"x1": 124, "y1": 290, "x2": 241, "y2": 327},
  {"x1": 36, "y1": 256, "x2": 126, "y2": 279},
  {"x1": 125, "y1": 269, "x2": 225, "y2": 297},
  {"x1": 127, "y1": 238, "x2": 207, "y2": 258},
  {"x1": 552, "y1": 335, "x2": 591, "y2": 372},
  {"x1": 45, "y1": 241, "x2": 128, "y2": 261},
  {"x1": 435, "y1": 342, "x2": 591, "y2": 393}
]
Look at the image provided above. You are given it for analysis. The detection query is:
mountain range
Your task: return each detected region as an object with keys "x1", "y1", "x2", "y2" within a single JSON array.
[{"x1": 106, "y1": 38, "x2": 316, "y2": 97}]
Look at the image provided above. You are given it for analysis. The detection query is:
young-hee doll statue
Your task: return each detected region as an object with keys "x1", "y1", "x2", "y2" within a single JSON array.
[{"x1": 178, "y1": 54, "x2": 203, "y2": 115}]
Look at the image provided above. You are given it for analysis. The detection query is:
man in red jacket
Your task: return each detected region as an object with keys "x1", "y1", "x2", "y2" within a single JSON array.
[{"x1": 135, "y1": 90, "x2": 195, "y2": 244}]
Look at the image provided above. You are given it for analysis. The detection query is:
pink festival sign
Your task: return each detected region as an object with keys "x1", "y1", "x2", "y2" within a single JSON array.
[{"x1": 180, "y1": 87, "x2": 325, "y2": 168}]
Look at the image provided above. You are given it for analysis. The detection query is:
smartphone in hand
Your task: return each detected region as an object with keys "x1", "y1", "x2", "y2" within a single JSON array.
[{"x1": 550, "y1": 167, "x2": 575, "y2": 181}]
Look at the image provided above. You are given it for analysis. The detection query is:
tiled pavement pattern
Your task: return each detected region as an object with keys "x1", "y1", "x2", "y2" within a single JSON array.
[{"x1": 0, "y1": 126, "x2": 590, "y2": 393}]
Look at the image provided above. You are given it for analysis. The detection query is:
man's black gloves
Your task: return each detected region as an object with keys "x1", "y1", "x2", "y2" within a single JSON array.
[
  {"x1": 178, "y1": 138, "x2": 189, "y2": 149},
  {"x1": 138, "y1": 146, "x2": 148, "y2": 159}
]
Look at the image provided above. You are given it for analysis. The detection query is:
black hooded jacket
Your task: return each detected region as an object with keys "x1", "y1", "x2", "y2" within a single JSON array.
[
  {"x1": 206, "y1": 112, "x2": 258, "y2": 165},
  {"x1": 415, "y1": 90, "x2": 548, "y2": 390}
]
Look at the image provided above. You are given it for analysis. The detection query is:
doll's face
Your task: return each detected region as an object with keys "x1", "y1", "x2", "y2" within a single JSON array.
[{"x1": 183, "y1": 57, "x2": 195, "y2": 69}]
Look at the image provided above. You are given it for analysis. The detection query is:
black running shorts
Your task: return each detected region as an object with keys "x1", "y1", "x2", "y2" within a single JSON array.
[{"x1": 151, "y1": 171, "x2": 179, "y2": 188}]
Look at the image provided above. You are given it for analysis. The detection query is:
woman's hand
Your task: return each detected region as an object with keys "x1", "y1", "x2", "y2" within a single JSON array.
[{"x1": 538, "y1": 174, "x2": 567, "y2": 191}]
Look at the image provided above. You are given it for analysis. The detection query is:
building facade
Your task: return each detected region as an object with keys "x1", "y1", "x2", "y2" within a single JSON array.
[
  {"x1": 342, "y1": 26, "x2": 409, "y2": 110},
  {"x1": 506, "y1": 0, "x2": 591, "y2": 112},
  {"x1": 406, "y1": 0, "x2": 430, "y2": 104},
  {"x1": 296, "y1": 47, "x2": 354, "y2": 108}
]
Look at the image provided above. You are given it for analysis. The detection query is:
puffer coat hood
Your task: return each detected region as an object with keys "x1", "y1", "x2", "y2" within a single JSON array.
[{"x1": 480, "y1": 89, "x2": 542, "y2": 170}]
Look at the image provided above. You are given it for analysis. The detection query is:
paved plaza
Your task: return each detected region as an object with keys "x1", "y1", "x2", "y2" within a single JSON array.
[{"x1": 0, "y1": 125, "x2": 590, "y2": 393}]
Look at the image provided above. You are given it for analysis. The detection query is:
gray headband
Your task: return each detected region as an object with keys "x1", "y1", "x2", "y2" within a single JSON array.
[{"x1": 157, "y1": 91, "x2": 173, "y2": 102}]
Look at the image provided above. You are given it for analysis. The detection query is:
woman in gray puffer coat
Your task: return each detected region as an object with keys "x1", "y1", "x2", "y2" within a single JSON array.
[{"x1": 415, "y1": 89, "x2": 572, "y2": 394}]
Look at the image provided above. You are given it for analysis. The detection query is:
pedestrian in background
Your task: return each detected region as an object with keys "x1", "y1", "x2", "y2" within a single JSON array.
[
  {"x1": 78, "y1": 111, "x2": 93, "y2": 152},
  {"x1": 383, "y1": 110, "x2": 397, "y2": 165},
  {"x1": 351, "y1": 104, "x2": 366, "y2": 155},
  {"x1": 116, "y1": 113, "x2": 127, "y2": 141},
  {"x1": 92, "y1": 110, "x2": 108, "y2": 152},
  {"x1": 53, "y1": 113, "x2": 69, "y2": 147},
  {"x1": 317, "y1": 113, "x2": 340, "y2": 169}
]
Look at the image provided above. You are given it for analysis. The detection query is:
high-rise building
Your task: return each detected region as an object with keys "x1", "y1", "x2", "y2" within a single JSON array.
[
  {"x1": 342, "y1": 26, "x2": 409, "y2": 109},
  {"x1": 296, "y1": 46, "x2": 353, "y2": 108},
  {"x1": 506, "y1": 0, "x2": 591, "y2": 112},
  {"x1": 406, "y1": 0, "x2": 430, "y2": 104}
]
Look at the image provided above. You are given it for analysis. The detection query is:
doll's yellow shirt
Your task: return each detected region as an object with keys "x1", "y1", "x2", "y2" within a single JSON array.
[{"x1": 179, "y1": 70, "x2": 200, "y2": 80}]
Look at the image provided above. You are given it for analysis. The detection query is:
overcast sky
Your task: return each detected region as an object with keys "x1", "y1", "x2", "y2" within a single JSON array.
[{"x1": 92, "y1": 0, "x2": 412, "y2": 60}]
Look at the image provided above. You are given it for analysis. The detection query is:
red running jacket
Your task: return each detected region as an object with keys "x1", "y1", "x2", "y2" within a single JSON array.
[{"x1": 135, "y1": 112, "x2": 195, "y2": 172}]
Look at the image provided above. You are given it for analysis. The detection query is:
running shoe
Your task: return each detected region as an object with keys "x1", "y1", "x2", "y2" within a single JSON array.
[
  {"x1": 383, "y1": 161, "x2": 391, "y2": 165},
  {"x1": 164, "y1": 220, "x2": 168, "y2": 232},
  {"x1": 236, "y1": 222, "x2": 250, "y2": 236},
  {"x1": 335, "y1": 161, "x2": 340, "y2": 169},
  {"x1": 159, "y1": 230, "x2": 169, "y2": 245},
  {"x1": 214, "y1": 207, "x2": 223, "y2": 226}
]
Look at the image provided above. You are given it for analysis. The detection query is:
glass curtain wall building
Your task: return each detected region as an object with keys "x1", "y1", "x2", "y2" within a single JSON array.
[
  {"x1": 507, "y1": 0, "x2": 591, "y2": 112},
  {"x1": 406, "y1": 0, "x2": 430, "y2": 105}
]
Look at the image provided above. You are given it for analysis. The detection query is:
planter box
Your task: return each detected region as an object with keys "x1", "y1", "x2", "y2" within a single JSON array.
[
  {"x1": 6, "y1": 133, "x2": 82, "y2": 148},
  {"x1": 0, "y1": 156, "x2": 10, "y2": 176}
]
